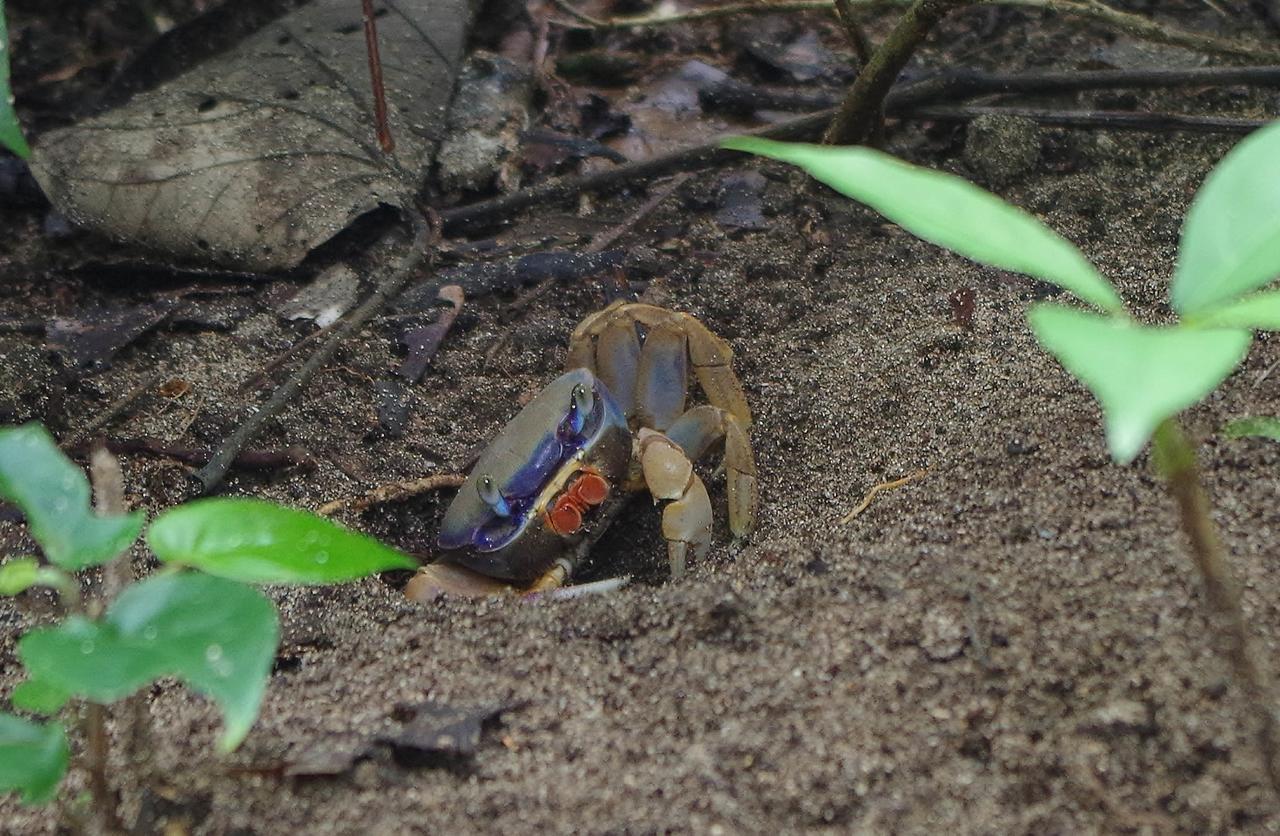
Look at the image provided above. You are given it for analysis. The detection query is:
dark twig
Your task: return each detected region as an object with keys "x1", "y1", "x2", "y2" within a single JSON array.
[
  {"x1": 494, "y1": 173, "x2": 690, "y2": 336},
  {"x1": 833, "y1": 0, "x2": 875, "y2": 65},
  {"x1": 61, "y1": 371, "x2": 165, "y2": 447},
  {"x1": 912, "y1": 105, "x2": 1269, "y2": 133},
  {"x1": 549, "y1": 0, "x2": 1280, "y2": 61},
  {"x1": 362, "y1": 0, "x2": 395, "y2": 153},
  {"x1": 443, "y1": 62, "x2": 1280, "y2": 229},
  {"x1": 439, "y1": 110, "x2": 834, "y2": 230},
  {"x1": 824, "y1": 0, "x2": 976, "y2": 145},
  {"x1": 194, "y1": 218, "x2": 435, "y2": 494},
  {"x1": 71, "y1": 437, "x2": 315, "y2": 471}
]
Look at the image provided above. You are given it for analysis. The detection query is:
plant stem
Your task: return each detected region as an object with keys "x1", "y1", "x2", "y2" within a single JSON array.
[
  {"x1": 84, "y1": 704, "x2": 123, "y2": 835},
  {"x1": 1152, "y1": 419, "x2": 1280, "y2": 795},
  {"x1": 824, "y1": 0, "x2": 975, "y2": 145},
  {"x1": 361, "y1": 0, "x2": 395, "y2": 153}
]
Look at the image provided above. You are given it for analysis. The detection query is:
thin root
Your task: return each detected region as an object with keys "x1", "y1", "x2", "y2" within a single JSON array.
[
  {"x1": 318, "y1": 473, "x2": 465, "y2": 516},
  {"x1": 839, "y1": 468, "x2": 927, "y2": 524}
]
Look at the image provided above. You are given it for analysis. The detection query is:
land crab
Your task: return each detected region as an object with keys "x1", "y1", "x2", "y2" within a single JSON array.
[{"x1": 405, "y1": 301, "x2": 758, "y2": 598}]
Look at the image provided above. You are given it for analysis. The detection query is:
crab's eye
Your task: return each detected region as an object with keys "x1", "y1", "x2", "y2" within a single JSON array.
[
  {"x1": 567, "y1": 383, "x2": 595, "y2": 434},
  {"x1": 477, "y1": 475, "x2": 511, "y2": 517}
]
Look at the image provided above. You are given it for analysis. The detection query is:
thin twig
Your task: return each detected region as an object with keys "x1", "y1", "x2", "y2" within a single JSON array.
[
  {"x1": 825, "y1": 0, "x2": 976, "y2": 145},
  {"x1": 362, "y1": 0, "x2": 394, "y2": 153},
  {"x1": 72, "y1": 438, "x2": 314, "y2": 471},
  {"x1": 62, "y1": 371, "x2": 164, "y2": 448},
  {"x1": 834, "y1": 0, "x2": 875, "y2": 66},
  {"x1": 316, "y1": 473, "x2": 465, "y2": 516},
  {"x1": 912, "y1": 105, "x2": 1269, "y2": 133},
  {"x1": 548, "y1": 0, "x2": 1280, "y2": 62},
  {"x1": 499, "y1": 172, "x2": 692, "y2": 322},
  {"x1": 839, "y1": 469, "x2": 927, "y2": 523},
  {"x1": 444, "y1": 62, "x2": 1275, "y2": 229},
  {"x1": 194, "y1": 218, "x2": 435, "y2": 495}
]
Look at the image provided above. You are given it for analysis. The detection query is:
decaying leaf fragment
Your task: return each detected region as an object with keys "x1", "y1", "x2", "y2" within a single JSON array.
[{"x1": 30, "y1": 0, "x2": 476, "y2": 270}]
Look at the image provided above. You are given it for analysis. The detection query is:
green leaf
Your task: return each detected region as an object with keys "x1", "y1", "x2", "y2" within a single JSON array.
[
  {"x1": 1028, "y1": 304, "x2": 1251, "y2": 463},
  {"x1": 0, "y1": 1, "x2": 30, "y2": 158},
  {"x1": 0, "y1": 714, "x2": 67, "y2": 804},
  {"x1": 19, "y1": 573, "x2": 278, "y2": 751},
  {"x1": 1223, "y1": 416, "x2": 1280, "y2": 442},
  {"x1": 722, "y1": 136, "x2": 1123, "y2": 314},
  {"x1": 0, "y1": 556, "x2": 74, "y2": 599},
  {"x1": 11, "y1": 678, "x2": 69, "y2": 715},
  {"x1": 0, "y1": 557, "x2": 39, "y2": 595},
  {"x1": 0, "y1": 424, "x2": 144, "y2": 571},
  {"x1": 148, "y1": 498, "x2": 415, "y2": 585},
  {"x1": 1190, "y1": 290, "x2": 1280, "y2": 331},
  {"x1": 1172, "y1": 121, "x2": 1280, "y2": 314}
]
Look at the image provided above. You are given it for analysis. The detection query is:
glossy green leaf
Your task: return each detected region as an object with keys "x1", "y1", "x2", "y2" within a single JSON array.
[
  {"x1": 1172, "y1": 121, "x2": 1280, "y2": 314},
  {"x1": 19, "y1": 573, "x2": 278, "y2": 751},
  {"x1": 1223, "y1": 416, "x2": 1280, "y2": 442},
  {"x1": 1191, "y1": 290, "x2": 1280, "y2": 331},
  {"x1": 148, "y1": 498, "x2": 415, "y2": 585},
  {"x1": 0, "y1": 1, "x2": 30, "y2": 158},
  {"x1": 10, "y1": 678, "x2": 69, "y2": 715},
  {"x1": 0, "y1": 714, "x2": 67, "y2": 804},
  {"x1": 1028, "y1": 304, "x2": 1251, "y2": 463},
  {"x1": 0, "y1": 424, "x2": 144, "y2": 571},
  {"x1": 723, "y1": 136, "x2": 1123, "y2": 314}
]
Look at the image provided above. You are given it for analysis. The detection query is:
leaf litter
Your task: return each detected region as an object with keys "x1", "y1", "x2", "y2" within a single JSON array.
[{"x1": 29, "y1": 0, "x2": 477, "y2": 270}]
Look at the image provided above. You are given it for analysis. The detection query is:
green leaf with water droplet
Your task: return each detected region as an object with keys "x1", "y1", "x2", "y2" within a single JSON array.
[
  {"x1": 0, "y1": 424, "x2": 143, "y2": 571},
  {"x1": 722, "y1": 136, "x2": 1123, "y2": 314},
  {"x1": 148, "y1": 498, "x2": 415, "y2": 585},
  {"x1": 0, "y1": 1, "x2": 31, "y2": 158},
  {"x1": 1028, "y1": 304, "x2": 1251, "y2": 463},
  {"x1": 18, "y1": 573, "x2": 278, "y2": 751},
  {"x1": 0, "y1": 714, "x2": 67, "y2": 804}
]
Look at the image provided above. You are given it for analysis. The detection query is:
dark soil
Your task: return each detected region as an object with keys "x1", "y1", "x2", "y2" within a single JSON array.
[{"x1": 3, "y1": 1, "x2": 1280, "y2": 833}]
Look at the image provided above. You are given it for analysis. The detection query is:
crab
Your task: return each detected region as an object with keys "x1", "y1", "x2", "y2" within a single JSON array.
[{"x1": 404, "y1": 301, "x2": 758, "y2": 598}]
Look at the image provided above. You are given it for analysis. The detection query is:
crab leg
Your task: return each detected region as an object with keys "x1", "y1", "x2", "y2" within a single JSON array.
[
  {"x1": 594, "y1": 317, "x2": 642, "y2": 420},
  {"x1": 665, "y1": 405, "x2": 758, "y2": 539},
  {"x1": 635, "y1": 324, "x2": 689, "y2": 430},
  {"x1": 638, "y1": 429, "x2": 713, "y2": 578}
]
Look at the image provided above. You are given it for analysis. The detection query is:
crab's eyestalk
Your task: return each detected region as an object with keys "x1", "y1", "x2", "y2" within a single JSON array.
[
  {"x1": 477, "y1": 475, "x2": 511, "y2": 517},
  {"x1": 566, "y1": 383, "x2": 595, "y2": 435}
]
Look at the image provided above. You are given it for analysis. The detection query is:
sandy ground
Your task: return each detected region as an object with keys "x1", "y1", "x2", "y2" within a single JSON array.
[{"x1": 4, "y1": 3, "x2": 1280, "y2": 834}]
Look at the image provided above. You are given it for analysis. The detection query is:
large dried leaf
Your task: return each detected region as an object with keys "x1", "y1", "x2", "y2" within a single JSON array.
[{"x1": 30, "y1": 0, "x2": 475, "y2": 270}]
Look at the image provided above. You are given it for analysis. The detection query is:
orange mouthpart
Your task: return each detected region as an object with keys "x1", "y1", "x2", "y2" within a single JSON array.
[
  {"x1": 571, "y1": 472, "x2": 610, "y2": 506},
  {"x1": 544, "y1": 471, "x2": 612, "y2": 535},
  {"x1": 547, "y1": 499, "x2": 583, "y2": 535}
]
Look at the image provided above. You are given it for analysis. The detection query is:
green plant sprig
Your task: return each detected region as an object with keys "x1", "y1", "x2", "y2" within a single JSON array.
[
  {"x1": 0, "y1": 0, "x2": 30, "y2": 158},
  {"x1": 725, "y1": 124, "x2": 1280, "y2": 463},
  {"x1": 724, "y1": 121, "x2": 1280, "y2": 792},
  {"x1": 0, "y1": 423, "x2": 415, "y2": 810}
]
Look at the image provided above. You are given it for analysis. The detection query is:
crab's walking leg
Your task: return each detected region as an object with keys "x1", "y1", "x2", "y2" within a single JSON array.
[
  {"x1": 638, "y1": 429, "x2": 712, "y2": 578},
  {"x1": 665, "y1": 405, "x2": 758, "y2": 539},
  {"x1": 405, "y1": 561, "x2": 520, "y2": 600}
]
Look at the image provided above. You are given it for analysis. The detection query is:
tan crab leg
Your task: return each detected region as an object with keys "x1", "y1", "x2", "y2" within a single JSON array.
[
  {"x1": 635, "y1": 323, "x2": 689, "y2": 430},
  {"x1": 594, "y1": 317, "x2": 642, "y2": 419},
  {"x1": 615, "y1": 303, "x2": 752, "y2": 428},
  {"x1": 665, "y1": 405, "x2": 758, "y2": 539},
  {"x1": 638, "y1": 429, "x2": 713, "y2": 578},
  {"x1": 404, "y1": 561, "x2": 521, "y2": 600}
]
